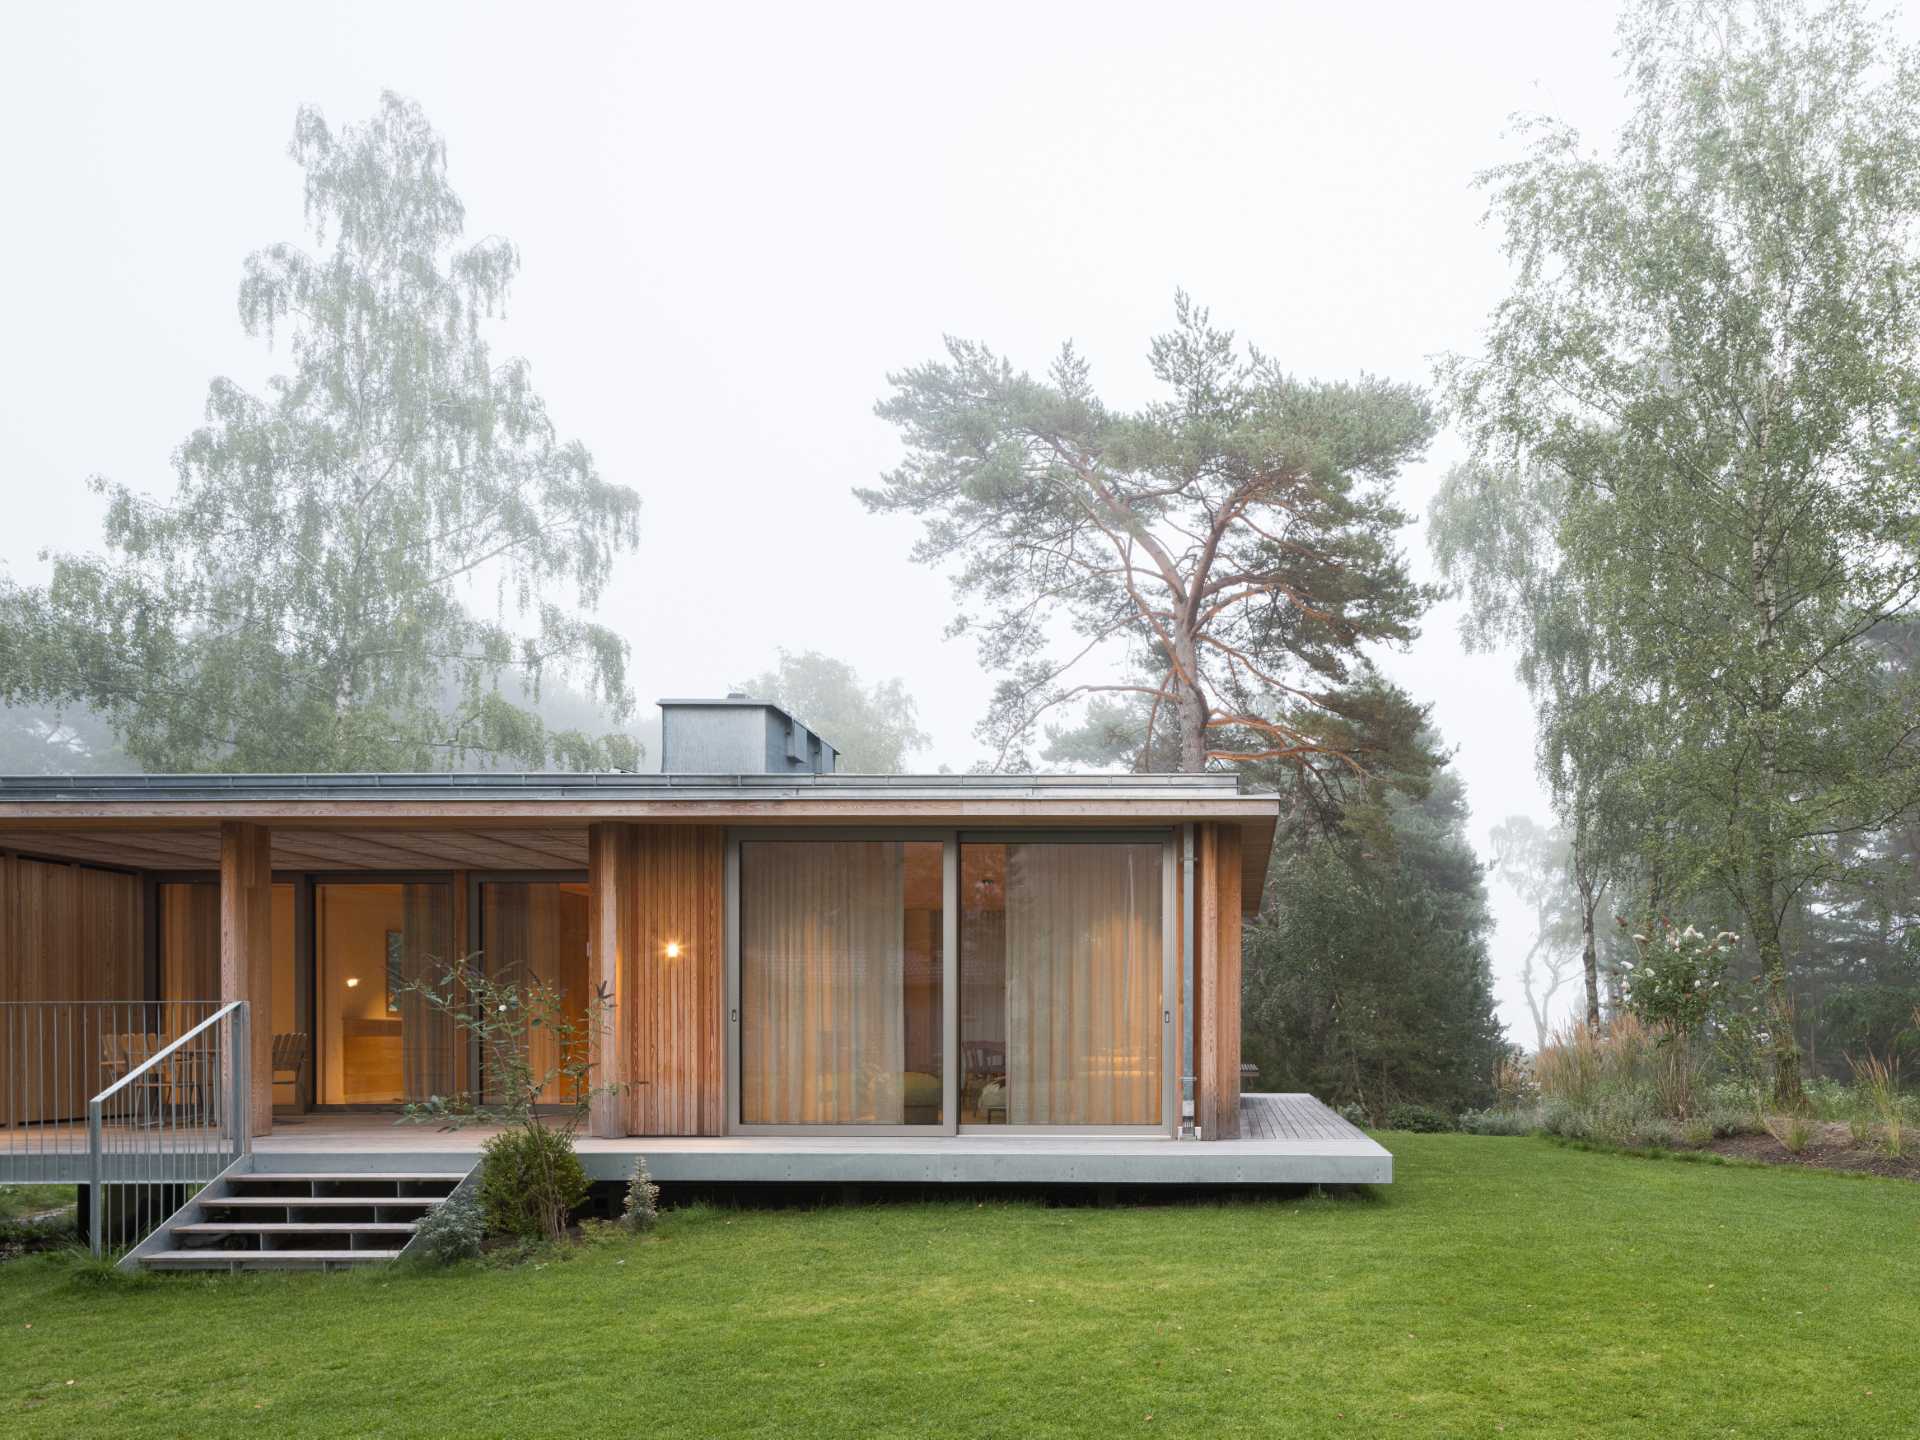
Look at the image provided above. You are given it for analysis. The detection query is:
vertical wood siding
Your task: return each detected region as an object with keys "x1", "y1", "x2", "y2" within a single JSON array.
[
  {"x1": 1196, "y1": 823, "x2": 1245, "y2": 1140},
  {"x1": 587, "y1": 823, "x2": 726, "y2": 1138},
  {"x1": 0, "y1": 854, "x2": 144, "y2": 1125}
]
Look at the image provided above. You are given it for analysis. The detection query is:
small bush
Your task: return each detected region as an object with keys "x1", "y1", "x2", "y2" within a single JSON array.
[
  {"x1": 1848, "y1": 1052, "x2": 1904, "y2": 1159},
  {"x1": 410, "y1": 1193, "x2": 484, "y2": 1265},
  {"x1": 1764, "y1": 1112, "x2": 1813, "y2": 1155},
  {"x1": 1458, "y1": 1107, "x2": 1538, "y2": 1136},
  {"x1": 1335, "y1": 1101, "x2": 1372, "y2": 1128},
  {"x1": 479, "y1": 1126, "x2": 589, "y2": 1241},
  {"x1": 621, "y1": 1158, "x2": 660, "y2": 1234},
  {"x1": 1382, "y1": 1102, "x2": 1453, "y2": 1133}
]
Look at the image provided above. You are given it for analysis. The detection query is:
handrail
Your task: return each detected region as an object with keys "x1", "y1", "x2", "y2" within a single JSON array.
[{"x1": 87, "y1": 1000, "x2": 251, "y2": 1256}]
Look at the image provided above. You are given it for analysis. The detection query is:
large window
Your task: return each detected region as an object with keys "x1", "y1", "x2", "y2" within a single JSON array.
[
  {"x1": 738, "y1": 840, "x2": 944, "y2": 1126},
  {"x1": 960, "y1": 842, "x2": 1163, "y2": 1126},
  {"x1": 315, "y1": 882, "x2": 454, "y2": 1105},
  {"x1": 478, "y1": 881, "x2": 590, "y2": 1105}
]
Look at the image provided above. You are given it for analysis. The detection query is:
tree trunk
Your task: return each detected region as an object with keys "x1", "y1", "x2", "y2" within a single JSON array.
[
  {"x1": 1750, "y1": 523, "x2": 1804, "y2": 1108},
  {"x1": 1171, "y1": 631, "x2": 1208, "y2": 773}
]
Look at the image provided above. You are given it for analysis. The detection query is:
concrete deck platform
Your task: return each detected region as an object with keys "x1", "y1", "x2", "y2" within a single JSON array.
[
  {"x1": 248, "y1": 1093, "x2": 1391, "y2": 1186},
  {"x1": 6, "y1": 1095, "x2": 1392, "y2": 1187}
]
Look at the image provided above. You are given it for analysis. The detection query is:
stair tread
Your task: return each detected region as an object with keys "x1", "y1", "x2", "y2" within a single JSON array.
[
  {"x1": 142, "y1": 1249, "x2": 403, "y2": 1265},
  {"x1": 174, "y1": 1222, "x2": 419, "y2": 1234},
  {"x1": 235, "y1": 1172, "x2": 467, "y2": 1183},
  {"x1": 203, "y1": 1195, "x2": 442, "y2": 1207}
]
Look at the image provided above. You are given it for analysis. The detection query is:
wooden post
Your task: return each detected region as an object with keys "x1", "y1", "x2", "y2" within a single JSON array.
[
  {"x1": 1195, "y1": 823, "x2": 1244, "y2": 1140},
  {"x1": 587, "y1": 822, "x2": 633, "y2": 1139},
  {"x1": 219, "y1": 821, "x2": 273, "y2": 1138}
]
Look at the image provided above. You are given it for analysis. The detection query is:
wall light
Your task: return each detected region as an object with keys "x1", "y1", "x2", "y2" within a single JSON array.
[
  {"x1": 345, "y1": 976, "x2": 361, "y2": 988},
  {"x1": 663, "y1": 941, "x2": 682, "y2": 960}
]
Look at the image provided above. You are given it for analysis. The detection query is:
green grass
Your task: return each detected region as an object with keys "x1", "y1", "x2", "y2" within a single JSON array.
[
  {"x1": 3, "y1": 1137, "x2": 1916, "y2": 1437},
  {"x1": 0, "y1": 1187, "x2": 73, "y2": 1223}
]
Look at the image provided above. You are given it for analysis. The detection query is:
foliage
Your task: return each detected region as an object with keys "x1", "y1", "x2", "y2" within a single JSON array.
[
  {"x1": 477, "y1": 1127, "x2": 589, "y2": 1242},
  {"x1": 1457, "y1": 1106, "x2": 1540, "y2": 1136},
  {"x1": 409, "y1": 1193, "x2": 485, "y2": 1266},
  {"x1": 1381, "y1": 1102, "x2": 1453, "y2": 1133},
  {"x1": 1535, "y1": 1013, "x2": 1711, "y2": 1134},
  {"x1": 862, "y1": 293, "x2": 1436, "y2": 775},
  {"x1": 1243, "y1": 758, "x2": 1506, "y2": 1116},
  {"x1": 0, "y1": 93, "x2": 642, "y2": 772},
  {"x1": 733, "y1": 650, "x2": 929, "y2": 774},
  {"x1": 1764, "y1": 1111, "x2": 1814, "y2": 1156},
  {"x1": 621, "y1": 1158, "x2": 661, "y2": 1234},
  {"x1": 1437, "y1": 0, "x2": 1920, "y2": 1105},
  {"x1": 1619, "y1": 922, "x2": 1737, "y2": 1038},
  {"x1": 1849, "y1": 1051, "x2": 1906, "y2": 1158},
  {"x1": 397, "y1": 956, "x2": 616, "y2": 1243}
]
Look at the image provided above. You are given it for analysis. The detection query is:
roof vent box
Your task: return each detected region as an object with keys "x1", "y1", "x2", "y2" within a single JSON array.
[{"x1": 657, "y1": 697, "x2": 839, "y2": 775}]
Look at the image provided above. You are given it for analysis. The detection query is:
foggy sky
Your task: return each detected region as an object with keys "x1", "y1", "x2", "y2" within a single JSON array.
[{"x1": 2, "y1": 1, "x2": 1808, "y2": 1040}]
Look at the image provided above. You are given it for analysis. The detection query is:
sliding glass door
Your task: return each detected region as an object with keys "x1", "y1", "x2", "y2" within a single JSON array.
[
  {"x1": 315, "y1": 882, "x2": 455, "y2": 1106},
  {"x1": 737, "y1": 840, "x2": 945, "y2": 1127},
  {"x1": 477, "y1": 881, "x2": 590, "y2": 1105},
  {"x1": 731, "y1": 833, "x2": 1169, "y2": 1134},
  {"x1": 959, "y1": 842, "x2": 1164, "y2": 1126}
]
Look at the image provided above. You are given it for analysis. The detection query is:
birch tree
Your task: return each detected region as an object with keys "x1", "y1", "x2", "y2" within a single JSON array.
[
  {"x1": 0, "y1": 94, "x2": 641, "y2": 772},
  {"x1": 1443, "y1": 0, "x2": 1920, "y2": 1101}
]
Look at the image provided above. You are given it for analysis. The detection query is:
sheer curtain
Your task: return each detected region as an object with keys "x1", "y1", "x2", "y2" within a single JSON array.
[
  {"x1": 480, "y1": 883, "x2": 590, "y2": 1105},
  {"x1": 1003, "y1": 843, "x2": 1162, "y2": 1125},
  {"x1": 740, "y1": 842, "x2": 907, "y2": 1125},
  {"x1": 399, "y1": 883, "x2": 456, "y2": 1102}
]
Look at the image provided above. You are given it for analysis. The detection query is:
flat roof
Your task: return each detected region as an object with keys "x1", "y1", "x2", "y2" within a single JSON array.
[
  {"x1": 0, "y1": 771, "x2": 1276, "y2": 908},
  {"x1": 0, "y1": 770, "x2": 1251, "y2": 803}
]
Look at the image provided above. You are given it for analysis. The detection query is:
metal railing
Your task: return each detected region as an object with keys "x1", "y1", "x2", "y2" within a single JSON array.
[
  {"x1": 2, "y1": 1001, "x2": 222, "y2": 1179},
  {"x1": 86, "y1": 1001, "x2": 250, "y2": 1254}
]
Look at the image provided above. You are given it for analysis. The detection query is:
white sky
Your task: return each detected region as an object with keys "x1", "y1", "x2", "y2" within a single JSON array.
[{"x1": 0, "y1": 1, "x2": 1720, "y2": 1040}]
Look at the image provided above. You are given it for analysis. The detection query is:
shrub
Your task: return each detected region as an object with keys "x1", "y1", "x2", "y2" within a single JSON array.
[
  {"x1": 1335, "y1": 1101, "x2": 1371, "y2": 1128},
  {"x1": 410, "y1": 1193, "x2": 484, "y2": 1265},
  {"x1": 1382, "y1": 1102, "x2": 1453, "y2": 1133},
  {"x1": 479, "y1": 1126, "x2": 590, "y2": 1241},
  {"x1": 1458, "y1": 1107, "x2": 1538, "y2": 1136},
  {"x1": 1848, "y1": 1051, "x2": 1904, "y2": 1159},
  {"x1": 621, "y1": 1158, "x2": 660, "y2": 1234},
  {"x1": 1764, "y1": 1112, "x2": 1814, "y2": 1155}
]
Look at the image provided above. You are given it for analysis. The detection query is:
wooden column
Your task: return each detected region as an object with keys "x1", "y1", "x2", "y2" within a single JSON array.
[
  {"x1": 219, "y1": 821, "x2": 273, "y2": 1138},
  {"x1": 1196, "y1": 822, "x2": 1244, "y2": 1140},
  {"x1": 587, "y1": 823, "x2": 634, "y2": 1138}
]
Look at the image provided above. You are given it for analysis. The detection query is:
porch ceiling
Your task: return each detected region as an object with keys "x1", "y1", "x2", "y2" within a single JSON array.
[{"x1": 0, "y1": 826, "x2": 592, "y2": 873}]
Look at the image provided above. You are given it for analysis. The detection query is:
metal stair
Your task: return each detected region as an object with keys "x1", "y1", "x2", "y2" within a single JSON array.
[{"x1": 133, "y1": 1167, "x2": 469, "y2": 1272}]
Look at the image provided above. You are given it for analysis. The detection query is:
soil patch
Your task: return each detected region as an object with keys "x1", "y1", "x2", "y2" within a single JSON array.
[{"x1": 1701, "y1": 1121, "x2": 1920, "y2": 1181}]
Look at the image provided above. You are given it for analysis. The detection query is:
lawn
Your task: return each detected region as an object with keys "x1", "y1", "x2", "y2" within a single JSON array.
[{"x1": 3, "y1": 1137, "x2": 1916, "y2": 1438}]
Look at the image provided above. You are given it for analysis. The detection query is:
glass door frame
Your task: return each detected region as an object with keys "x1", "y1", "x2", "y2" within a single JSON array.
[
  {"x1": 722, "y1": 827, "x2": 1177, "y2": 1139},
  {"x1": 305, "y1": 871, "x2": 458, "y2": 1110},
  {"x1": 467, "y1": 869, "x2": 590, "y2": 1114}
]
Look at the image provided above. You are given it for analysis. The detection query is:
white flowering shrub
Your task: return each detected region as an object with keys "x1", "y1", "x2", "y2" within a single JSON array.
[{"x1": 1621, "y1": 921, "x2": 1738, "y2": 1036}]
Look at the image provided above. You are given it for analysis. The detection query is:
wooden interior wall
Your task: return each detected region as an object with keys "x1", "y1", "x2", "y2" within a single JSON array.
[
  {"x1": 1196, "y1": 823, "x2": 1244, "y2": 1140},
  {"x1": 160, "y1": 882, "x2": 221, "y2": 1002},
  {"x1": 0, "y1": 854, "x2": 145, "y2": 1126}
]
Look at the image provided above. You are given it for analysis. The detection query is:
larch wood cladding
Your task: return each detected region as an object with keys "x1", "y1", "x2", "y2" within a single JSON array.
[
  {"x1": 0, "y1": 854, "x2": 144, "y2": 1126},
  {"x1": 587, "y1": 823, "x2": 725, "y2": 1138},
  {"x1": 160, "y1": 882, "x2": 221, "y2": 1002},
  {"x1": 1196, "y1": 822, "x2": 1244, "y2": 1140},
  {"x1": 220, "y1": 822, "x2": 275, "y2": 1137}
]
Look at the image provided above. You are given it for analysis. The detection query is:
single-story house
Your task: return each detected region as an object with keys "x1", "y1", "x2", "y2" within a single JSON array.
[{"x1": 0, "y1": 697, "x2": 1389, "y2": 1265}]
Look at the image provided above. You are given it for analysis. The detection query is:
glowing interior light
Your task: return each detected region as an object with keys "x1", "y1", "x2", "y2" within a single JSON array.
[{"x1": 345, "y1": 976, "x2": 360, "y2": 988}]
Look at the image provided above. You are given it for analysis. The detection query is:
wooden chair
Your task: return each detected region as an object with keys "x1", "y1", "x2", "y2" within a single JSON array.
[{"x1": 273, "y1": 1032, "x2": 310, "y2": 1118}]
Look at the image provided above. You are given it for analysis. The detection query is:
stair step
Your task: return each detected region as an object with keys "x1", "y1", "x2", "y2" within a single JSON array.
[
  {"x1": 202, "y1": 1195, "x2": 442, "y2": 1208},
  {"x1": 141, "y1": 1249, "x2": 403, "y2": 1269},
  {"x1": 233, "y1": 1172, "x2": 466, "y2": 1184},
  {"x1": 174, "y1": 1222, "x2": 420, "y2": 1236}
]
